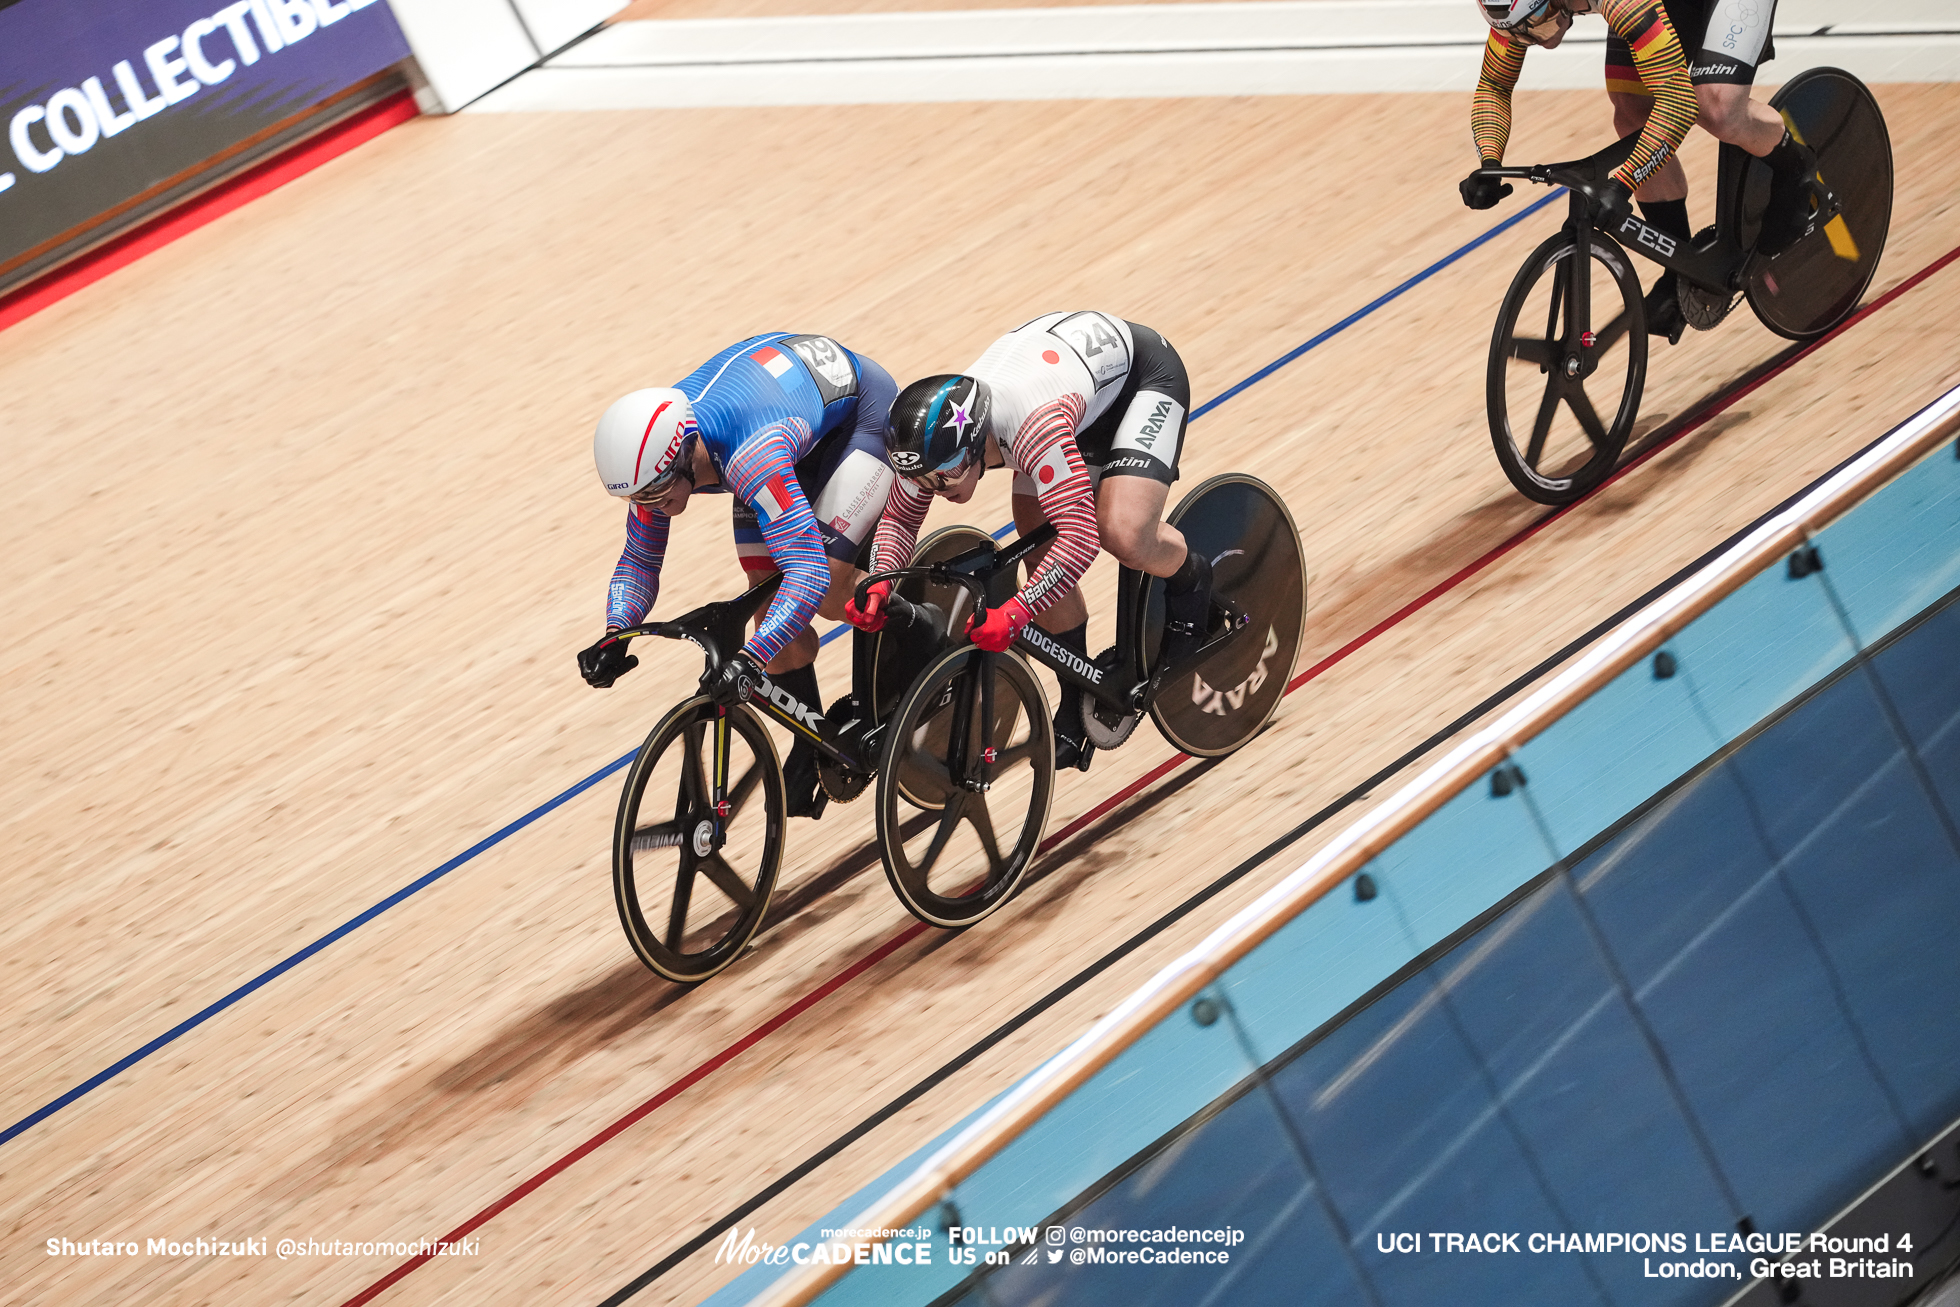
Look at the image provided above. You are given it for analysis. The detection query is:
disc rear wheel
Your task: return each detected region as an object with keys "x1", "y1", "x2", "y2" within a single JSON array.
[
  {"x1": 1144, "y1": 474, "x2": 1306, "y2": 758},
  {"x1": 1488, "y1": 229, "x2": 1647, "y2": 505},
  {"x1": 877, "y1": 647, "x2": 1053, "y2": 928},
  {"x1": 1746, "y1": 67, "x2": 1891, "y2": 341},
  {"x1": 613, "y1": 699, "x2": 784, "y2": 983}
]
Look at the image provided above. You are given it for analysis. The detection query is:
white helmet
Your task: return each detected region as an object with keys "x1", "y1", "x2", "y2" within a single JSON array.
[
  {"x1": 1479, "y1": 0, "x2": 1553, "y2": 30},
  {"x1": 594, "y1": 387, "x2": 697, "y2": 498}
]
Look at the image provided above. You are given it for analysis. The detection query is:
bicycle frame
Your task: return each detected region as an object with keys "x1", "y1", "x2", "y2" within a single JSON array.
[
  {"x1": 611, "y1": 577, "x2": 875, "y2": 774},
  {"x1": 1485, "y1": 130, "x2": 1758, "y2": 294},
  {"x1": 859, "y1": 525, "x2": 1248, "y2": 720}
]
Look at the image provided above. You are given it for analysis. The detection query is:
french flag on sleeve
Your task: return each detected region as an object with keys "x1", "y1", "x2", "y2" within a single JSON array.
[
  {"x1": 749, "y1": 346, "x2": 795, "y2": 379},
  {"x1": 754, "y1": 475, "x2": 797, "y2": 525}
]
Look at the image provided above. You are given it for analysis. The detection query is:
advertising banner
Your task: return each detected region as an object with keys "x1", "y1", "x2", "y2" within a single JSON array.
[{"x1": 0, "y1": 0, "x2": 413, "y2": 275}]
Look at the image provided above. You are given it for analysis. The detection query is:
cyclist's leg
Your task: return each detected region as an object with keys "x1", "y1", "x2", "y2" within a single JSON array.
[
  {"x1": 763, "y1": 422, "x2": 895, "y2": 815},
  {"x1": 1688, "y1": 0, "x2": 1780, "y2": 150},
  {"x1": 1688, "y1": 0, "x2": 1813, "y2": 253},
  {"x1": 1085, "y1": 325, "x2": 1211, "y2": 664},
  {"x1": 1608, "y1": 16, "x2": 1692, "y2": 341}
]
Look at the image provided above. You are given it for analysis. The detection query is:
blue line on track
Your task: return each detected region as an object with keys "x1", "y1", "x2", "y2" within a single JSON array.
[
  {"x1": 2, "y1": 196, "x2": 1561, "y2": 1150},
  {"x1": 0, "y1": 750, "x2": 636, "y2": 1150},
  {"x1": 1193, "y1": 190, "x2": 1562, "y2": 419}
]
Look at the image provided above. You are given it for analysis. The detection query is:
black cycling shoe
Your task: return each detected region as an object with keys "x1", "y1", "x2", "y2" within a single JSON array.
[
  {"x1": 1758, "y1": 139, "x2": 1824, "y2": 258},
  {"x1": 782, "y1": 740, "x2": 824, "y2": 819},
  {"x1": 1644, "y1": 273, "x2": 1686, "y2": 346},
  {"x1": 1053, "y1": 727, "x2": 1094, "y2": 773},
  {"x1": 1159, "y1": 558, "x2": 1215, "y2": 674}
]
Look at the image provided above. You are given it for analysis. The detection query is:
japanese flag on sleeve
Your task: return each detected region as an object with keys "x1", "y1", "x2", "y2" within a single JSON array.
[{"x1": 1027, "y1": 440, "x2": 1083, "y2": 494}]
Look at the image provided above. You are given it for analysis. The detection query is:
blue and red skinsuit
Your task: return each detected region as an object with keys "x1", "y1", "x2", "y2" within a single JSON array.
[{"x1": 606, "y1": 334, "x2": 888, "y2": 666}]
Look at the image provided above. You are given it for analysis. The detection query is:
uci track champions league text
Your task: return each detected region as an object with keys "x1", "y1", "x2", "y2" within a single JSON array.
[{"x1": 1373, "y1": 1227, "x2": 1921, "y2": 1286}]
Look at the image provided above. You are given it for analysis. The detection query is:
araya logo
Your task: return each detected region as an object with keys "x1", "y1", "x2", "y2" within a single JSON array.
[
  {"x1": 1136, "y1": 399, "x2": 1173, "y2": 448},
  {"x1": 1189, "y1": 626, "x2": 1279, "y2": 716}
]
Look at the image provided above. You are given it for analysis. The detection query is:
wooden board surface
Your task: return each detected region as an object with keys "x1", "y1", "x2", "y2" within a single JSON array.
[
  {"x1": 616, "y1": 0, "x2": 1269, "y2": 21},
  {"x1": 5, "y1": 82, "x2": 1959, "y2": 1306}
]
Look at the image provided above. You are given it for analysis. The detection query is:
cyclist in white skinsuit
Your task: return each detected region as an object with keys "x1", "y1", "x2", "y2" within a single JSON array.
[{"x1": 850, "y1": 312, "x2": 1214, "y2": 772}]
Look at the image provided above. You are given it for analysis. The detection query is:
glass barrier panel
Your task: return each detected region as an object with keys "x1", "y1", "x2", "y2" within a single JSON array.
[
  {"x1": 1663, "y1": 555, "x2": 1855, "y2": 745},
  {"x1": 1511, "y1": 642, "x2": 1722, "y2": 857},
  {"x1": 1812, "y1": 442, "x2": 1960, "y2": 649}
]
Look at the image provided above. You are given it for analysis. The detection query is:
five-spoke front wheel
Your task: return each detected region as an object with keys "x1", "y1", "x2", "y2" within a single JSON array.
[
  {"x1": 613, "y1": 697, "x2": 784, "y2": 983},
  {"x1": 876, "y1": 647, "x2": 1054, "y2": 928},
  {"x1": 1489, "y1": 228, "x2": 1648, "y2": 505}
]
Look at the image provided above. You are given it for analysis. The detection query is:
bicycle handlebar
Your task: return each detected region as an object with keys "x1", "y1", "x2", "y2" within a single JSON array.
[{"x1": 850, "y1": 524, "x2": 1060, "y2": 617}]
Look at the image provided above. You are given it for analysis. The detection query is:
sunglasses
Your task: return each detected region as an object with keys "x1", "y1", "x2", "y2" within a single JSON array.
[
  {"x1": 628, "y1": 473, "x2": 683, "y2": 505},
  {"x1": 909, "y1": 457, "x2": 975, "y2": 494},
  {"x1": 1516, "y1": 3, "x2": 1563, "y2": 44}
]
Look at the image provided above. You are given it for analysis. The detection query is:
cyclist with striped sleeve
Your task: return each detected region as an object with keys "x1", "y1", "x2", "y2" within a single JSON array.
[
  {"x1": 578, "y1": 333, "x2": 897, "y2": 817},
  {"x1": 847, "y1": 312, "x2": 1213, "y2": 772},
  {"x1": 1462, "y1": 0, "x2": 1828, "y2": 343}
]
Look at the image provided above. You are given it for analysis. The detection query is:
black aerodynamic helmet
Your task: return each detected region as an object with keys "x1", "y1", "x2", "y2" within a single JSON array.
[{"x1": 884, "y1": 374, "x2": 992, "y2": 480}]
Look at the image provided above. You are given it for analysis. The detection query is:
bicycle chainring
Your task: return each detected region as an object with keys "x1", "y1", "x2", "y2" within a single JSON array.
[
  {"x1": 1081, "y1": 687, "x2": 1141, "y2": 751},
  {"x1": 1679, "y1": 227, "x2": 1737, "y2": 331},
  {"x1": 1680, "y1": 280, "x2": 1738, "y2": 331},
  {"x1": 817, "y1": 694, "x2": 870, "y2": 802},
  {"x1": 818, "y1": 758, "x2": 870, "y2": 803}
]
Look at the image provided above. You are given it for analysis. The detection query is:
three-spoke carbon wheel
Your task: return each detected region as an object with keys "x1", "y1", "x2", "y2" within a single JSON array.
[
  {"x1": 1489, "y1": 229, "x2": 1647, "y2": 505},
  {"x1": 613, "y1": 697, "x2": 784, "y2": 983},
  {"x1": 876, "y1": 646, "x2": 1053, "y2": 928}
]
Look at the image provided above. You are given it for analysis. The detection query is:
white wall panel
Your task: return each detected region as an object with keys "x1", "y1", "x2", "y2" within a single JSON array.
[
  {"x1": 511, "y1": 0, "x2": 626, "y2": 57},
  {"x1": 385, "y1": 0, "x2": 540, "y2": 111}
]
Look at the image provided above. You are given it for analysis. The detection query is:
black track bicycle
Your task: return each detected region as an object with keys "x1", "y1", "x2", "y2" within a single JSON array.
[
  {"x1": 1478, "y1": 66, "x2": 1891, "y2": 504},
  {"x1": 860, "y1": 474, "x2": 1306, "y2": 913},
  {"x1": 601, "y1": 530, "x2": 1051, "y2": 982}
]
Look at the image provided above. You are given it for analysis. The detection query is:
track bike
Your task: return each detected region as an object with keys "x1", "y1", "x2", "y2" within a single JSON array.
[
  {"x1": 601, "y1": 530, "x2": 1054, "y2": 982},
  {"x1": 859, "y1": 472, "x2": 1307, "y2": 921},
  {"x1": 1477, "y1": 66, "x2": 1891, "y2": 505}
]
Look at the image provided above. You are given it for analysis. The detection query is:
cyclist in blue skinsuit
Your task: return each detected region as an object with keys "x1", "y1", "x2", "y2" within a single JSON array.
[{"x1": 578, "y1": 333, "x2": 897, "y2": 817}]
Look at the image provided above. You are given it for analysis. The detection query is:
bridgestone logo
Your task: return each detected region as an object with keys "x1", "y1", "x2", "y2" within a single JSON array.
[{"x1": 1021, "y1": 626, "x2": 1100, "y2": 683}]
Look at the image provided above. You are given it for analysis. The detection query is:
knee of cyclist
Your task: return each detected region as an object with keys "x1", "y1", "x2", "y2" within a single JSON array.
[
  {"x1": 1695, "y1": 89, "x2": 1745, "y2": 139},
  {"x1": 1100, "y1": 522, "x2": 1154, "y2": 570}
]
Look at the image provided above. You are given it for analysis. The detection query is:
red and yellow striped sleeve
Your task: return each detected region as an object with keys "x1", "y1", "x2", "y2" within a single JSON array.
[
  {"x1": 1601, "y1": 0, "x2": 1697, "y2": 189},
  {"x1": 1471, "y1": 31, "x2": 1527, "y2": 164}
]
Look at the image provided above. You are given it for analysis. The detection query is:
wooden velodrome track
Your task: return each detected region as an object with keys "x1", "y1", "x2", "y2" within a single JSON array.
[{"x1": 5, "y1": 48, "x2": 1960, "y2": 1304}]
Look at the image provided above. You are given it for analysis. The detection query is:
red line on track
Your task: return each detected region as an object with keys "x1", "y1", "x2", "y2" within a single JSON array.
[
  {"x1": 342, "y1": 240, "x2": 1960, "y2": 1305},
  {"x1": 0, "y1": 90, "x2": 419, "y2": 336}
]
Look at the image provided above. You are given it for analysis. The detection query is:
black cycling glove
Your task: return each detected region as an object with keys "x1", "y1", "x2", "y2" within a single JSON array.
[
  {"x1": 577, "y1": 633, "x2": 638, "y2": 688},
  {"x1": 1460, "y1": 163, "x2": 1512, "y2": 210},
  {"x1": 701, "y1": 652, "x2": 763, "y2": 709},
  {"x1": 1594, "y1": 177, "x2": 1635, "y2": 228}
]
